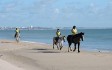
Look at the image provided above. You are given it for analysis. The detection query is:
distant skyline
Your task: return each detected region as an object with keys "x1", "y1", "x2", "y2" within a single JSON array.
[{"x1": 0, "y1": 0, "x2": 112, "y2": 28}]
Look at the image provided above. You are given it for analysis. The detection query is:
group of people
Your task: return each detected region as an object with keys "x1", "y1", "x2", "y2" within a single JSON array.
[
  {"x1": 55, "y1": 26, "x2": 78, "y2": 42},
  {"x1": 14, "y1": 26, "x2": 78, "y2": 43}
]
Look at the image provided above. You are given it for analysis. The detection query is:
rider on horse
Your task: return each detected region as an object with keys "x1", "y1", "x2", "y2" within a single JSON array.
[
  {"x1": 55, "y1": 29, "x2": 61, "y2": 43},
  {"x1": 16, "y1": 28, "x2": 20, "y2": 33},
  {"x1": 14, "y1": 28, "x2": 20, "y2": 38},
  {"x1": 71, "y1": 26, "x2": 78, "y2": 35}
]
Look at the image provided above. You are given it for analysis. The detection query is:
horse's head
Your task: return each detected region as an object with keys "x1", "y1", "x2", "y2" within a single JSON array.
[
  {"x1": 80, "y1": 32, "x2": 84, "y2": 41},
  {"x1": 62, "y1": 36, "x2": 66, "y2": 42}
]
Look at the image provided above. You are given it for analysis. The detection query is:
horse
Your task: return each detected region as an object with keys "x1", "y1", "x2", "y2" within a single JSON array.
[
  {"x1": 14, "y1": 32, "x2": 20, "y2": 43},
  {"x1": 67, "y1": 32, "x2": 84, "y2": 53},
  {"x1": 53, "y1": 36, "x2": 66, "y2": 50}
]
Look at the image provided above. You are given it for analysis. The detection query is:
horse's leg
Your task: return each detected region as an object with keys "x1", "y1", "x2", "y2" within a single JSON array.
[
  {"x1": 70, "y1": 47, "x2": 72, "y2": 51},
  {"x1": 16, "y1": 33, "x2": 20, "y2": 43},
  {"x1": 78, "y1": 42, "x2": 80, "y2": 53},
  {"x1": 60, "y1": 43, "x2": 63, "y2": 50},
  {"x1": 59, "y1": 43, "x2": 62, "y2": 50},
  {"x1": 53, "y1": 42, "x2": 54, "y2": 49},
  {"x1": 60, "y1": 45, "x2": 63, "y2": 50},
  {"x1": 16, "y1": 36, "x2": 19, "y2": 43},
  {"x1": 73, "y1": 43, "x2": 76, "y2": 52},
  {"x1": 70, "y1": 43, "x2": 72, "y2": 51},
  {"x1": 57, "y1": 43, "x2": 59, "y2": 50},
  {"x1": 57, "y1": 46, "x2": 59, "y2": 50},
  {"x1": 59, "y1": 42, "x2": 61, "y2": 50},
  {"x1": 68, "y1": 43, "x2": 72, "y2": 52},
  {"x1": 17, "y1": 37, "x2": 19, "y2": 43},
  {"x1": 60, "y1": 41, "x2": 63, "y2": 50},
  {"x1": 18, "y1": 36, "x2": 20, "y2": 42},
  {"x1": 16, "y1": 37, "x2": 18, "y2": 42}
]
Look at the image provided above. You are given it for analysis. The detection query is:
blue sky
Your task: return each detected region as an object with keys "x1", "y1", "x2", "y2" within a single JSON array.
[{"x1": 0, "y1": 0, "x2": 112, "y2": 28}]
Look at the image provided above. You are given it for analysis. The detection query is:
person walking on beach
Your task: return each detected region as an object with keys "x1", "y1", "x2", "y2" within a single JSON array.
[
  {"x1": 71, "y1": 26, "x2": 78, "y2": 35},
  {"x1": 14, "y1": 28, "x2": 20, "y2": 42},
  {"x1": 56, "y1": 29, "x2": 61, "y2": 42}
]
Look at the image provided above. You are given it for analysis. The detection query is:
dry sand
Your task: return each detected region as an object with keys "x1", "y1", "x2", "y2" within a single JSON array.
[
  {"x1": 0, "y1": 59, "x2": 24, "y2": 70},
  {"x1": 0, "y1": 40, "x2": 112, "y2": 70}
]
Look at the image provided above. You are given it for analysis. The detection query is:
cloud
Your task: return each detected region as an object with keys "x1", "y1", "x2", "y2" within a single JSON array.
[
  {"x1": 0, "y1": 0, "x2": 112, "y2": 27},
  {"x1": 87, "y1": 3, "x2": 99, "y2": 15},
  {"x1": 0, "y1": 1, "x2": 18, "y2": 13},
  {"x1": 4, "y1": 3, "x2": 16, "y2": 12},
  {"x1": 54, "y1": 8, "x2": 60, "y2": 14}
]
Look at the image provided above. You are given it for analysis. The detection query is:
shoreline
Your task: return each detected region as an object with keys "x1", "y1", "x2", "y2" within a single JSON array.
[
  {"x1": 21, "y1": 40, "x2": 112, "y2": 53},
  {"x1": 2, "y1": 39, "x2": 112, "y2": 53},
  {"x1": 0, "y1": 39, "x2": 112, "y2": 70}
]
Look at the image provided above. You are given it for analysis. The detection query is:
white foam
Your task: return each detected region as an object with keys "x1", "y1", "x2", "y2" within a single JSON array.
[{"x1": 21, "y1": 40, "x2": 51, "y2": 45}]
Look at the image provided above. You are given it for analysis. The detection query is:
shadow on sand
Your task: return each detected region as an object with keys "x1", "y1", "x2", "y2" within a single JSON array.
[
  {"x1": 29, "y1": 48, "x2": 60, "y2": 53},
  {"x1": 1, "y1": 41, "x2": 13, "y2": 43},
  {"x1": 32, "y1": 48, "x2": 48, "y2": 50}
]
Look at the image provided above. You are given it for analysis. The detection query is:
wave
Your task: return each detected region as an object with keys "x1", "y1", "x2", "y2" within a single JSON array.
[{"x1": 21, "y1": 40, "x2": 51, "y2": 45}]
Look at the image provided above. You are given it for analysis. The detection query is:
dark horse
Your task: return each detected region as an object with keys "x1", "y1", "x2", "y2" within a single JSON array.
[{"x1": 67, "y1": 32, "x2": 84, "y2": 53}]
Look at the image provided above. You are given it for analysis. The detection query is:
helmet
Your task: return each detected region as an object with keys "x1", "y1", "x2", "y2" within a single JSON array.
[
  {"x1": 57, "y1": 29, "x2": 60, "y2": 30},
  {"x1": 73, "y1": 26, "x2": 76, "y2": 29}
]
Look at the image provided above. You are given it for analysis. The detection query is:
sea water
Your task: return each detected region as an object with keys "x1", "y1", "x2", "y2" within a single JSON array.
[{"x1": 0, "y1": 29, "x2": 112, "y2": 52}]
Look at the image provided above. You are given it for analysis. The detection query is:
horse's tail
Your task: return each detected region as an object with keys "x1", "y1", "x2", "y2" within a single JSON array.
[
  {"x1": 67, "y1": 35, "x2": 70, "y2": 42},
  {"x1": 14, "y1": 33, "x2": 17, "y2": 38}
]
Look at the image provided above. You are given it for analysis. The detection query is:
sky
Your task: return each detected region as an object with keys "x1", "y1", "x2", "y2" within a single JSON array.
[{"x1": 0, "y1": 0, "x2": 112, "y2": 28}]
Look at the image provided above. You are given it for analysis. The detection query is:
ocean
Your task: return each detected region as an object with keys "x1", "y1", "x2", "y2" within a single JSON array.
[{"x1": 0, "y1": 29, "x2": 112, "y2": 52}]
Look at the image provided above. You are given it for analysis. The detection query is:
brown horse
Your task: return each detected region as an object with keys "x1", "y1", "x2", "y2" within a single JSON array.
[{"x1": 67, "y1": 32, "x2": 84, "y2": 53}]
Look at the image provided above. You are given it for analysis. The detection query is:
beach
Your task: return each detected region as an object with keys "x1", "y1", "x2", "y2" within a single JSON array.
[{"x1": 0, "y1": 40, "x2": 112, "y2": 70}]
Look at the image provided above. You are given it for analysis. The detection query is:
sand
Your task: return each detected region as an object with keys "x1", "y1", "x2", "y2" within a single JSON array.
[
  {"x1": 0, "y1": 40, "x2": 112, "y2": 70},
  {"x1": 0, "y1": 59, "x2": 24, "y2": 70}
]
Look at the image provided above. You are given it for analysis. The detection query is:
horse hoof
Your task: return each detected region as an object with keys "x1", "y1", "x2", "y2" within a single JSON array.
[
  {"x1": 60, "y1": 48, "x2": 61, "y2": 50},
  {"x1": 73, "y1": 50, "x2": 75, "y2": 52},
  {"x1": 78, "y1": 51, "x2": 80, "y2": 53}
]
